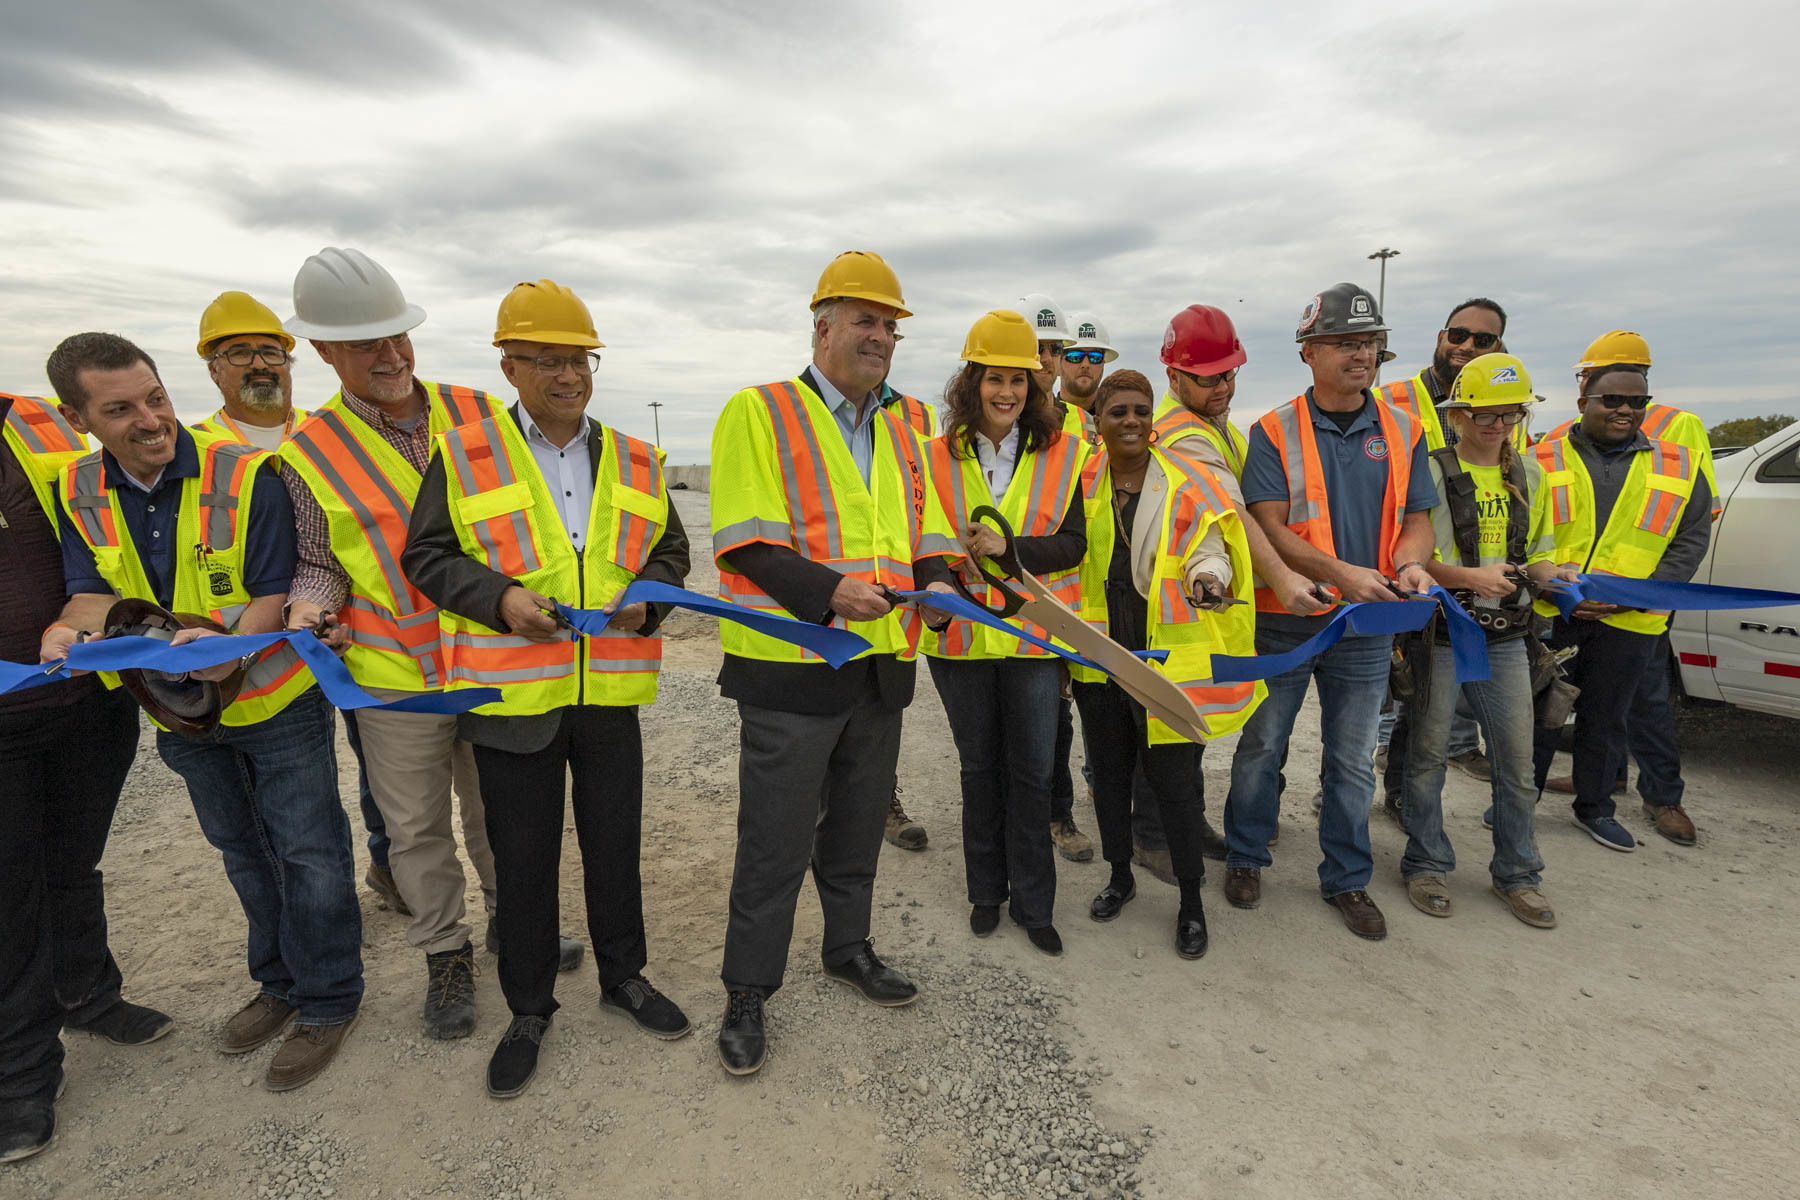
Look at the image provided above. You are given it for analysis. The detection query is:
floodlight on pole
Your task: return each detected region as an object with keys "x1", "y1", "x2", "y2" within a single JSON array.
[
  {"x1": 647, "y1": 401, "x2": 663, "y2": 445},
  {"x1": 1368, "y1": 248, "x2": 1400, "y2": 385}
]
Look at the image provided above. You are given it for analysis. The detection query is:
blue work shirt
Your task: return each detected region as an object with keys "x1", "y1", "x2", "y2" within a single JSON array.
[
  {"x1": 1242, "y1": 389, "x2": 1439, "y2": 631},
  {"x1": 59, "y1": 426, "x2": 297, "y2": 610},
  {"x1": 809, "y1": 368, "x2": 878, "y2": 485}
]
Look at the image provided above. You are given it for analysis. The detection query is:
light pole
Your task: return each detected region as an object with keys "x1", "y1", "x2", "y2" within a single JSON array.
[
  {"x1": 1368, "y1": 247, "x2": 1400, "y2": 385},
  {"x1": 647, "y1": 400, "x2": 663, "y2": 445}
]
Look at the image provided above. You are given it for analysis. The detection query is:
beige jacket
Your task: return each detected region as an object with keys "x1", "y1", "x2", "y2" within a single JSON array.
[{"x1": 1114, "y1": 456, "x2": 1232, "y2": 599}]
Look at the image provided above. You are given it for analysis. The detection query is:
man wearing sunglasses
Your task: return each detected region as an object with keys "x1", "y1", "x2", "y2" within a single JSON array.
[
  {"x1": 1528, "y1": 363, "x2": 1713, "y2": 852},
  {"x1": 193, "y1": 292, "x2": 308, "y2": 452},
  {"x1": 1059, "y1": 313, "x2": 1114, "y2": 421}
]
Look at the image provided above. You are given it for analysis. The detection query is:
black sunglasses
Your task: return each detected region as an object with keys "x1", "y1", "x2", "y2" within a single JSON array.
[
  {"x1": 1587, "y1": 393, "x2": 1652, "y2": 411},
  {"x1": 1443, "y1": 326, "x2": 1500, "y2": 350}
]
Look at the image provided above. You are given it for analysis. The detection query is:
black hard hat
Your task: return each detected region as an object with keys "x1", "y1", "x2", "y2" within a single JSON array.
[
  {"x1": 1294, "y1": 282, "x2": 1395, "y2": 360},
  {"x1": 104, "y1": 598, "x2": 246, "y2": 738}
]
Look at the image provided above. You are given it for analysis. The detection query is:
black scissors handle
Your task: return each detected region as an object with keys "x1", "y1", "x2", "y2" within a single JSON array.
[{"x1": 950, "y1": 505, "x2": 1028, "y2": 618}]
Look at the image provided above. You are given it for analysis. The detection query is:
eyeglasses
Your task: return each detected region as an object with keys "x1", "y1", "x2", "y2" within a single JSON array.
[
  {"x1": 1062, "y1": 350, "x2": 1106, "y2": 364},
  {"x1": 1316, "y1": 338, "x2": 1387, "y2": 357},
  {"x1": 1180, "y1": 367, "x2": 1237, "y2": 388},
  {"x1": 507, "y1": 351, "x2": 601, "y2": 375},
  {"x1": 1587, "y1": 393, "x2": 1651, "y2": 410},
  {"x1": 210, "y1": 345, "x2": 292, "y2": 368},
  {"x1": 1467, "y1": 410, "x2": 1527, "y2": 427},
  {"x1": 1443, "y1": 326, "x2": 1501, "y2": 350},
  {"x1": 342, "y1": 333, "x2": 412, "y2": 355}
]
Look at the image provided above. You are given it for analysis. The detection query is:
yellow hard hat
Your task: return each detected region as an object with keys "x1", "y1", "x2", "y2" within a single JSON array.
[
  {"x1": 1574, "y1": 329, "x2": 1651, "y2": 371},
  {"x1": 811, "y1": 251, "x2": 911, "y2": 318},
  {"x1": 197, "y1": 291, "x2": 295, "y2": 358},
  {"x1": 493, "y1": 279, "x2": 604, "y2": 349},
  {"x1": 1444, "y1": 353, "x2": 1540, "y2": 408},
  {"x1": 960, "y1": 310, "x2": 1044, "y2": 371}
]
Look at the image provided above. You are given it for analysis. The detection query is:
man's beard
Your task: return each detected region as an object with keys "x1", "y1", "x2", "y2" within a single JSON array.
[
  {"x1": 236, "y1": 376, "x2": 288, "y2": 413},
  {"x1": 1064, "y1": 375, "x2": 1098, "y2": 402},
  {"x1": 1431, "y1": 347, "x2": 1460, "y2": 389}
]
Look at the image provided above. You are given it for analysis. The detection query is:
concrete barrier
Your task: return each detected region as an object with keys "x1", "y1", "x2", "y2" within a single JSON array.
[{"x1": 665, "y1": 465, "x2": 710, "y2": 492}]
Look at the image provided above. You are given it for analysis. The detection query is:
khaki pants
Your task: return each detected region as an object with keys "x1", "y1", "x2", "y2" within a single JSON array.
[{"x1": 352, "y1": 706, "x2": 496, "y2": 955}]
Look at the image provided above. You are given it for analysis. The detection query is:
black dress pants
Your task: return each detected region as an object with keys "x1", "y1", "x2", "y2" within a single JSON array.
[
  {"x1": 472, "y1": 705, "x2": 647, "y2": 1018},
  {"x1": 0, "y1": 687, "x2": 139, "y2": 1101},
  {"x1": 1072, "y1": 680, "x2": 1209, "y2": 883},
  {"x1": 1532, "y1": 618, "x2": 1660, "y2": 821}
]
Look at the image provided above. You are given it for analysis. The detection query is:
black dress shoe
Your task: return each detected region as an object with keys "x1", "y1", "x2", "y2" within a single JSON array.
[
  {"x1": 1025, "y1": 924, "x2": 1064, "y2": 956},
  {"x1": 0, "y1": 1093, "x2": 56, "y2": 1164},
  {"x1": 717, "y1": 991, "x2": 766, "y2": 1076},
  {"x1": 1089, "y1": 881, "x2": 1136, "y2": 922},
  {"x1": 66, "y1": 999, "x2": 174, "y2": 1046},
  {"x1": 1176, "y1": 908, "x2": 1209, "y2": 960},
  {"x1": 822, "y1": 941, "x2": 917, "y2": 1007},
  {"x1": 1197, "y1": 817, "x2": 1228, "y2": 862},
  {"x1": 601, "y1": 975, "x2": 691, "y2": 1040},
  {"x1": 486, "y1": 1015, "x2": 549, "y2": 1099},
  {"x1": 969, "y1": 905, "x2": 1000, "y2": 936}
]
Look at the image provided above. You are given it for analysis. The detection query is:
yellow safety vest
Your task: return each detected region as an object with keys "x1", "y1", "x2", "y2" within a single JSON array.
[
  {"x1": 921, "y1": 429, "x2": 1088, "y2": 660},
  {"x1": 193, "y1": 407, "x2": 310, "y2": 447},
  {"x1": 1151, "y1": 393, "x2": 1247, "y2": 479},
  {"x1": 881, "y1": 389, "x2": 940, "y2": 440},
  {"x1": 1072, "y1": 445, "x2": 1264, "y2": 741},
  {"x1": 711, "y1": 376, "x2": 958, "y2": 663},
  {"x1": 59, "y1": 429, "x2": 312, "y2": 725},
  {"x1": 1542, "y1": 405, "x2": 1719, "y2": 518},
  {"x1": 278, "y1": 382, "x2": 500, "y2": 691},
  {"x1": 1533, "y1": 434, "x2": 1698, "y2": 635},
  {"x1": 1060, "y1": 402, "x2": 1098, "y2": 446},
  {"x1": 3, "y1": 394, "x2": 86, "y2": 523},
  {"x1": 434, "y1": 411, "x2": 668, "y2": 713}
]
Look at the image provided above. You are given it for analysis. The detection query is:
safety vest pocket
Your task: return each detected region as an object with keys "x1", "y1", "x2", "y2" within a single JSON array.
[{"x1": 455, "y1": 480, "x2": 534, "y2": 524}]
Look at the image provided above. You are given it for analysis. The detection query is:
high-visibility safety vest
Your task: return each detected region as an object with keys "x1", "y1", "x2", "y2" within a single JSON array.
[
  {"x1": 1072, "y1": 445, "x2": 1264, "y2": 741},
  {"x1": 3, "y1": 394, "x2": 86, "y2": 524},
  {"x1": 59, "y1": 429, "x2": 312, "y2": 726},
  {"x1": 1542, "y1": 405, "x2": 1719, "y2": 518},
  {"x1": 193, "y1": 407, "x2": 310, "y2": 445},
  {"x1": 1151, "y1": 393, "x2": 1247, "y2": 479},
  {"x1": 1251, "y1": 392, "x2": 1418, "y2": 612},
  {"x1": 922, "y1": 428, "x2": 1088, "y2": 659},
  {"x1": 1380, "y1": 373, "x2": 1449, "y2": 453},
  {"x1": 278, "y1": 381, "x2": 499, "y2": 691},
  {"x1": 1532, "y1": 433, "x2": 1699, "y2": 635},
  {"x1": 434, "y1": 411, "x2": 668, "y2": 714},
  {"x1": 711, "y1": 377, "x2": 959, "y2": 663},
  {"x1": 1060, "y1": 402, "x2": 1098, "y2": 446},
  {"x1": 883, "y1": 390, "x2": 939, "y2": 439}
]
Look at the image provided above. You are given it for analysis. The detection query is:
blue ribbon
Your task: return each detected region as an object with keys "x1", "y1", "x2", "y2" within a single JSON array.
[
  {"x1": 1210, "y1": 586, "x2": 1492, "y2": 685},
  {"x1": 557, "y1": 579, "x2": 874, "y2": 669},
  {"x1": 1546, "y1": 575, "x2": 1800, "y2": 619},
  {"x1": 895, "y1": 589, "x2": 1169, "y2": 670}
]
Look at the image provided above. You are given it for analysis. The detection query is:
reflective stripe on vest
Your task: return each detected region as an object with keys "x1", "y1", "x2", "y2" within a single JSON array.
[
  {"x1": 193, "y1": 408, "x2": 310, "y2": 444},
  {"x1": 3, "y1": 395, "x2": 86, "y2": 526},
  {"x1": 1380, "y1": 375, "x2": 1446, "y2": 453},
  {"x1": 886, "y1": 392, "x2": 939, "y2": 439},
  {"x1": 1251, "y1": 392, "x2": 1416, "y2": 612},
  {"x1": 923, "y1": 428, "x2": 1085, "y2": 659},
  {"x1": 1545, "y1": 405, "x2": 1720, "y2": 518},
  {"x1": 1152, "y1": 394, "x2": 1247, "y2": 478}
]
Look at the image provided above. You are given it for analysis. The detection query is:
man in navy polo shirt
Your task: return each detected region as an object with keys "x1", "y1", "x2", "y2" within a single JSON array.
[
  {"x1": 39, "y1": 332, "x2": 362, "y2": 1092},
  {"x1": 1220, "y1": 284, "x2": 1438, "y2": 941}
]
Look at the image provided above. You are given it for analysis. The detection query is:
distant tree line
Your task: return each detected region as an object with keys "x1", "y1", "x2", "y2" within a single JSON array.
[{"x1": 1708, "y1": 414, "x2": 1796, "y2": 446}]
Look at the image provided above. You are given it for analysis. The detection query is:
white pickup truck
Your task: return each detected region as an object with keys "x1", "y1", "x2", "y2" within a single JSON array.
[{"x1": 1670, "y1": 419, "x2": 1800, "y2": 718}]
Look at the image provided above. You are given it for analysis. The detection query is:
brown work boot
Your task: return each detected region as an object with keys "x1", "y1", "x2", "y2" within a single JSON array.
[
  {"x1": 1447, "y1": 749, "x2": 1492, "y2": 781},
  {"x1": 1643, "y1": 803, "x2": 1697, "y2": 846},
  {"x1": 1132, "y1": 843, "x2": 1177, "y2": 886},
  {"x1": 1545, "y1": 775, "x2": 1626, "y2": 796},
  {"x1": 1323, "y1": 890, "x2": 1388, "y2": 940},
  {"x1": 265, "y1": 1015, "x2": 357, "y2": 1092},
  {"x1": 220, "y1": 994, "x2": 296, "y2": 1054},
  {"x1": 1050, "y1": 819, "x2": 1094, "y2": 862},
  {"x1": 1405, "y1": 875, "x2": 1452, "y2": 917},
  {"x1": 1223, "y1": 867, "x2": 1261, "y2": 910},
  {"x1": 364, "y1": 864, "x2": 412, "y2": 916},
  {"x1": 884, "y1": 787, "x2": 928, "y2": 851},
  {"x1": 1493, "y1": 884, "x2": 1557, "y2": 929}
]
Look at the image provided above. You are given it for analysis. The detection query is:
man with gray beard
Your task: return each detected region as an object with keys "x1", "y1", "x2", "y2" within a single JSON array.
[{"x1": 193, "y1": 292, "x2": 307, "y2": 452}]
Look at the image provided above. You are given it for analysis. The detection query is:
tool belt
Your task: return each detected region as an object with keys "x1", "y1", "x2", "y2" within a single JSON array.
[
  {"x1": 1431, "y1": 447, "x2": 1534, "y2": 641},
  {"x1": 1525, "y1": 623, "x2": 1581, "y2": 729}
]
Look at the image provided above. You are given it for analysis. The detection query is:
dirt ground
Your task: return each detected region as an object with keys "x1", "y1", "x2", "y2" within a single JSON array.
[{"x1": 9, "y1": 489, "x2": 1800, "y2": 1200}]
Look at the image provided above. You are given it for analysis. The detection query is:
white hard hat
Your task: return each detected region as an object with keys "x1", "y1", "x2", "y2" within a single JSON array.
[
  {"x1": 1064, "y1": 311, "x2": 1118, "y2": 362},
  {"x1": 285, "y1": 247, "x2": 427, "y2": 342},
  {"x1": 1015, "y1": 294, "x2": 1072, "y2": 344}
]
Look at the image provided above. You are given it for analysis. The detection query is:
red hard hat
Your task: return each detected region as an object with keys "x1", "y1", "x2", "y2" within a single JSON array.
[{"x1": 1160, "y1": 305, "x2": 1247, "y2": 376}]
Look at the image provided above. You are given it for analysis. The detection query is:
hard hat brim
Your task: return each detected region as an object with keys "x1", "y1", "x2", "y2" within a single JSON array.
[
  {"x1": 492, "y1": 330, "x2": 605, "y2": 350},
  {"x1": 1296, "y1": 322, "x2": 1393, "y2": 343},
  {"x1": 1066, "y1": 343, "x2": 1120, "y2": 362},
  {"x1": 963, "y1": 353, "x2": 1047, "y2": 371},
  {"x1": 1168, "y1": 345, "x2": 1248, "y2": 376},
  {"x1": 284, "y1": 304, "x2": 427, "y2": 343},
  {"x1": 197, "y1": 329, "x2": 298, "y2": 358},
  {"x1": 811, "y1": 293, "x2": 913, "y2": 320}
]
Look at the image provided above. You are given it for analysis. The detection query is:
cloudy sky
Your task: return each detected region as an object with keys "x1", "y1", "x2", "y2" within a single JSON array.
[{"x1": 4, "y1": 0, "x2": 1794, "y2": 462}]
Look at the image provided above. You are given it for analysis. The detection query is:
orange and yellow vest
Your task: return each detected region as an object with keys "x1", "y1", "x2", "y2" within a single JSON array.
[
  {"x1": 1251, "y1": 392, "x2": 1419, "y2": 612},
  {"x1": 922, "y1": 428, "x2": 1088, "y2": 659},
  {"x1": 278, "y1": 381, "x2": 499, "y2": 692},
  {"x1": 1072, "y1": 445, "x2": 1264, "y2": 740},
  {"x1": 1542, "y1": 404, "x2": 1719, "y2": 518},
  {"x1": 193, "y1": 407, "x2": 310, "y2": 446},
  {"x1": 711, "y1": 378, "x2": 958, "y2": 663},
  {"x1": 1060, "y1": 401, "x2": 1098, "y2": 447},
  {"x1": 1152, "y1": 393, "x2": 1248, "y2": 479},
  {"x1": 883, "y1": 390, "x2": 939, "y2": 439},
  {"x1": 3, "y1": 395, "x2": 86, "y2": 523},
  {"x1": 1532, "y1": 433, "x2": 1699, "y2": 635},
  {"x1": 59, "y1": 429, "x2": 311, "y2": 725},
  {"x1": 434, "y1": 411, "x2": 668, "y2": 714}
]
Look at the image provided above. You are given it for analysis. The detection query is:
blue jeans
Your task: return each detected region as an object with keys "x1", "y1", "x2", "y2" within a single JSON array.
[
  {"x1": 927, "y1": 656, "x2": 1062, "y2": 928},
  {"x1": 1224, "y1": 629, "x2": 1391, "y2": 896},
  {"x1": 1380, "y1": 695, "x2": 1481, "y2": 755},
  {"x1": 1401, "y1": 639, "x2": 1544, "y2": 890},
  {"x1": 156, "y1": 687, "x2": 363, "y2": 1025}
]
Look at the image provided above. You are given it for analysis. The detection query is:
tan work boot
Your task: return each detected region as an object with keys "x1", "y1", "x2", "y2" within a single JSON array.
[
  {"x1": 1493, "y1": 884, "x2": 1556, "y2": 929},
  {"x1": 1050, "y1": 819, "x2": 1094, "y2": 862},
  {"x1": 884, "y1": 787, "x2": 928, "y2": 851},
  {"x1": 265, "y1": 1014, "x2": 358, "y2": 1092},
  {"x1": 1406, "y1": 875, "x2": 1452, "y2": 917},
  {"x1": 220, "y1": 994, "x2": 296, "y2": 1054}
]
